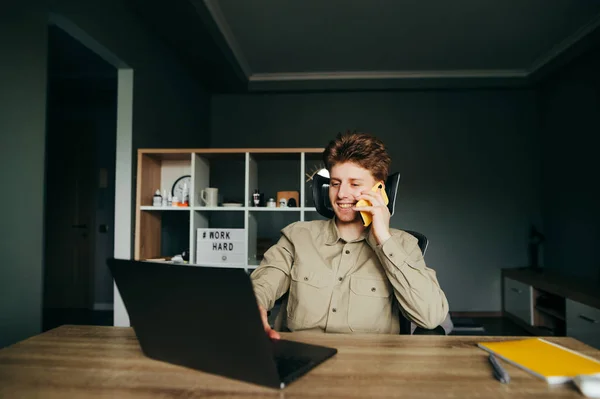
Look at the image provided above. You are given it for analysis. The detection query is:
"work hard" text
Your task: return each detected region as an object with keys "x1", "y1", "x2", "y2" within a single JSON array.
[
  {"x1": 203, "y1": 231, "x2": 231, "y2": 240},
  {"x1": 213, "y1": 242, "x2": 234, "y2": 251}
]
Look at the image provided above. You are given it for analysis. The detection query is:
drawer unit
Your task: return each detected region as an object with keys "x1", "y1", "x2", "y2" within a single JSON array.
[
  {"x1": 503, "y1": 277, "x2": 533, "y2": 325},
  {"x1": 567, "y1": 299, "x2": 600, "y2": 349}
]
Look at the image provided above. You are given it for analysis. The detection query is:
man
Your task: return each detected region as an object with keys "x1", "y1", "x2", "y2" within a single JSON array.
[{"x1": 251, "y1": 131, "x2": 449, "y2": 339}]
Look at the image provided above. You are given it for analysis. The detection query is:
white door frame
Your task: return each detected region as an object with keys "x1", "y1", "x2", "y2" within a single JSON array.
[{"x1": 113, "y1": 69, "x2": 133, "y2": 326}]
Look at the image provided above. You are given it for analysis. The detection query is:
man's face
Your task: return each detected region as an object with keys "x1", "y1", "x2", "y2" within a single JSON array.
[{"x1": 329, "y1": 162, "x2": 378, "y2": 224}]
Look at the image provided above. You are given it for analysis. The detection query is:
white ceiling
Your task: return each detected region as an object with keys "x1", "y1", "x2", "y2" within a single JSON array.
[{"x1": 198, "y1": 0, "x2": 600, "y2": 90}]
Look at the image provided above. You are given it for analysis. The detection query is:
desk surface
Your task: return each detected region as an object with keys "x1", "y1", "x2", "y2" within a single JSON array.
[{"x1": 1, "y1": 325, "x2": 599, "y2": 398}]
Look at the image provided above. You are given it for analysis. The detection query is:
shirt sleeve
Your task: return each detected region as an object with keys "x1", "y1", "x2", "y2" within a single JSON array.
[
  {"x1": 250, "y1": 224, "x2": 295, "y2": 311},
  {"x1": 374, "y1": 230, "x2": 449, "y2": 330}
]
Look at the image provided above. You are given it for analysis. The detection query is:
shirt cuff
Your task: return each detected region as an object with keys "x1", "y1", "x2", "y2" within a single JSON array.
[{"x1": 252, "y1": 285, "x2": 271, "y2": 311}]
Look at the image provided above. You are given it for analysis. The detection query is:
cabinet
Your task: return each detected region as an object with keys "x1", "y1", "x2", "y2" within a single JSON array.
[
  {"x1": 567, "y1": 299, "x2": 600, "y2": 350},
  {"x1": 134, "y1": 148, "x2": 328, "y2": 271},
  {"x1": 502, "y1": 268, "x2": 600, "y2": 349},
  {"x1": 503, "y1": 278, "x2": 533, "y2": 325}
]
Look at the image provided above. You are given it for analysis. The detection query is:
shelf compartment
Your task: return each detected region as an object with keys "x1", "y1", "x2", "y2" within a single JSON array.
[
  {"x1": 136, "y1": 209, "x2": 189, "y2": 261},
  {"x1": 247, "y1": 153, "x2": 301, "y2": 209},
  {"x1": 192, "y1": 210, "x2": 245, "y2": 264},
  {"x1": 192, "y1": 153, "x2": 245, "y2": 207},
  {"x1": 533, "y1": 288, "x2": 566, "y2": 336},
  {"x1": 138, "y1": 151, "x2": 192, "y2": 207},
  {"x1": 535, "y1": 305, "x2": 566, "y2": 322}
]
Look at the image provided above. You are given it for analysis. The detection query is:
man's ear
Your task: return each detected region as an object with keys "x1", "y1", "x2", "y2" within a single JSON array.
[{"x1": 379, "y1": 181, "x2": 389, "y2": 206}]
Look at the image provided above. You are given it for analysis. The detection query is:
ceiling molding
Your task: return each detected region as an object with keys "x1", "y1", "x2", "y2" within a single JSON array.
[
  {"x1": 248, "y1": 76, "x2": 530, "y2": 92},
  {"x1": 528, "y1": 12, "x2": 600, "y2": 74},
  {"x1": 249, "y1": 70, "x2": 528, "y2": 82},
  {"x1": 248, "y1": 70, "x2": 530, "y2": 91},
  {"x1": 202, "y1": 0, "x2": 252, "y2": 78}
]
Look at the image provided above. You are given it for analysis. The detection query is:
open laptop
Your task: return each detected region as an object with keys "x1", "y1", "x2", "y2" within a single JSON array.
[{"x1": 107, "y1": 258, "x2": 337, "y2": 389}]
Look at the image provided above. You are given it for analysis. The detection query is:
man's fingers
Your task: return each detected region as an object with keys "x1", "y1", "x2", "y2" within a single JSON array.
[
  {"x1": 258, "y1": 305, "x2": 280, "y2": 340},
  {"x1": 268, "y1": 328, "x2": 281, "y2": 340},
  {"x1": 358, "y1": 192, "x2": 382, "y2": 207}
]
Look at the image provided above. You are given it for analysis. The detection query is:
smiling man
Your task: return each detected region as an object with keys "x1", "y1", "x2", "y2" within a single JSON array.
[{"x1": 251, "y1": 131, "x2": 449, "y2": 338}]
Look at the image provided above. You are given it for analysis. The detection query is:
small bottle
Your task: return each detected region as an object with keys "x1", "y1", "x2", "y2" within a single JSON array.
[
  {"x1": 162, "y1": 190, "x2": 168, "y2": 207},
  {"x1": 152, "y1": 189, "x2": 162, "y2": 207},
  {"x1": 253, "y1": 189, "x2": 260, "y2": 207},
  {"x1": 182, "y1": 183, "x2": 189, "y2": 206}
]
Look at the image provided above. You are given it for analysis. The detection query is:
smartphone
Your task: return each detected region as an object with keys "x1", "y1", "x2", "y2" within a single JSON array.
[{"x1": 356, "y1": 182, "x2": 389, "y2": 226}]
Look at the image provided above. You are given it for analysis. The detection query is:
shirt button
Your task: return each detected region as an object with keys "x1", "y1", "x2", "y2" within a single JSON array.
[
  {"x1": 304, "y1": 277, "x2": 308, "y2": 281},
  {"x1": 338, "y1": 277, "x2": 343, "y2": 282},
  {"x1": 345, "y1": 250, "x2": 350, "y2": 254},
  {"x1": 371, "y1": 287, "x2": 376, "y2": 292},
  {"x1": 389, "y1": 253, "x2": 393, "y2": 257},
  {"x1": 332, "y1": 308, "x2": 337, "y2": 313}
]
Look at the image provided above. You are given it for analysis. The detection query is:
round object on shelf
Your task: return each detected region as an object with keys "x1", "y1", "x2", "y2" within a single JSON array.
[{"x1": 222, "y1": 203, "x2": 243, "y2": 207}]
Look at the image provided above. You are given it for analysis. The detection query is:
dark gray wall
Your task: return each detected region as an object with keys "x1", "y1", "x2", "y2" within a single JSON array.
[
  {"x1": 0, "y1": 2, "x2": 48, "y2": 349},
  {"x1": 537, "y1": 40, "x2": 600, "y2": 283},
  {"x1": 0, "y1": 0, "x2": 211, "y2": 348},
  {"x1": 211, "y1": 90, "x2": 542, "y2": 311}
]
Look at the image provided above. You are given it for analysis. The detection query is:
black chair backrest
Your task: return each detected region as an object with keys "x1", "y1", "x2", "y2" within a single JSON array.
[
  {"x1": 312, "y1": 172, "x2": 401, "y2": 219},
  {"x1": 403, "y1": 230, "x2": 428, "y2": 256}
]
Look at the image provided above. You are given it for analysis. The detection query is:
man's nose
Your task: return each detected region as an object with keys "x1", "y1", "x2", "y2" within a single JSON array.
[{"x1": 337, "y1": 183, "x2": 352, "y2": 198}]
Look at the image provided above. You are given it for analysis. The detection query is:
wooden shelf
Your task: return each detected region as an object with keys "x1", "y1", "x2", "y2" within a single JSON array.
[
  {"x1": 535, "y1": 305, "x2": 566, "y2": 321},
  {"x1": 140, "y1": 206, "x2": 191, "y2": 211},
  {"x1": 249, "y1": 207, "x2": 302, "y2": 212},
  {"x1": 192, "y1": 206, "x2": 245, "y2": 211}
]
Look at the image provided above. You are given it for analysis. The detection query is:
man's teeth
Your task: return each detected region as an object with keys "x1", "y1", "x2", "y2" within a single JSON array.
[{"x1": 338, "y1": 204, "x2": 354, "y2": 208}]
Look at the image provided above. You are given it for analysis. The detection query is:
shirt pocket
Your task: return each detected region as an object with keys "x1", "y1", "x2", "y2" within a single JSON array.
[
  {"x1": 348, "y1": 275, "x2": 393, "y2": 333},
  {"x1": 287, "y1": 266, "x2": 332, "y2": 329}
]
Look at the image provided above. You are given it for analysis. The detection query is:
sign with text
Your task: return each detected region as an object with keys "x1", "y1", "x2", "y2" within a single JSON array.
[{"x1": 196, "y1": 228, "x2": 245, "y2": 266}]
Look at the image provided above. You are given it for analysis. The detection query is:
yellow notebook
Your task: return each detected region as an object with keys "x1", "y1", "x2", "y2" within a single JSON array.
[{"x1": 478, "y1": 338, "x2": 600, "y2": 384}]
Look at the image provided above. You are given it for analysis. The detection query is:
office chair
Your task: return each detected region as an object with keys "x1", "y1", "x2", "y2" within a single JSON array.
[{"x1": 397, "y1": 230, "x2": 447, "y2": 335}]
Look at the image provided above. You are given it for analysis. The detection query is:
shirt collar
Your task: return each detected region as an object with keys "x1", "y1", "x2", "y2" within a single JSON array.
[{"x1": 325, "y1": 217, "x2": 372, "y2": 245}]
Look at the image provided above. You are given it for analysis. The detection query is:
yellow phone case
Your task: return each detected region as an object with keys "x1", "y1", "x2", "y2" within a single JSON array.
[{"x1": 356, "y1": 182, "x2": 389, "y2": 226}]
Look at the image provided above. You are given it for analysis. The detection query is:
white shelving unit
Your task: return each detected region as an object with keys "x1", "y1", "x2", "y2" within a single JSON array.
[{"x1": 134, "y1": 148, "x2": 327, "y2": 272}]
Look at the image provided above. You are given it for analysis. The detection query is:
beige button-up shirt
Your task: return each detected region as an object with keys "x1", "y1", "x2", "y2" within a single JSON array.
[{"x1": 251, "y1": 218, "x2": 449, "y2": 334}]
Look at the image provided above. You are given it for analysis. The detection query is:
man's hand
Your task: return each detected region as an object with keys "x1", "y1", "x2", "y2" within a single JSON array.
[
  {"x1": 353, "y1": 187, "x2": 392, "y2": 245},
  {"x1": 259, "y1": 305, "x2": 280, "y2": 340}
]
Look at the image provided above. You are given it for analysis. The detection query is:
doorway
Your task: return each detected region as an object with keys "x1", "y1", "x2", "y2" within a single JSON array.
[{"x1": 43, "y1": 25, "x2": 117, "y2": 330}]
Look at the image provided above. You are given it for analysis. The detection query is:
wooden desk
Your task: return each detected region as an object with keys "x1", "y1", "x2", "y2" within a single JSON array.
[{"x1": 1, "y1": 325, "x2": 599, "y2": 398}]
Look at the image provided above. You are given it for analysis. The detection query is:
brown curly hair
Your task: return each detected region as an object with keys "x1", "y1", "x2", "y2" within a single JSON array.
[{"x1": 322, "y1": 131, "x2": 391, "y2": 181}]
